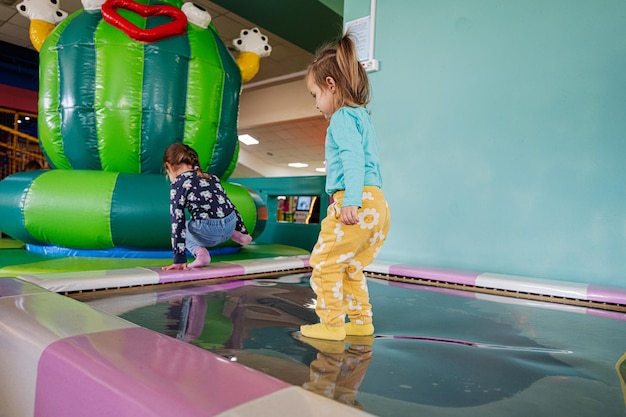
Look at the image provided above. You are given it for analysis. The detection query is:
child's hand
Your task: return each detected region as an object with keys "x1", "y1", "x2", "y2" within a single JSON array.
[
  {"x1": 340, "y1": 205, "x2": 359, "y2": 225},
  {"x1": 162, "y1": 263, "x2": 188, "y2": 271}
]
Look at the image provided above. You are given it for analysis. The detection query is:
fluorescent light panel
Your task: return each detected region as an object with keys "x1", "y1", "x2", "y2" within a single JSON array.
[
  {"x1": 238, "y1": 134, "x2": 259, "y2": 145},
  {"x1": 288, "y1": 162, "x2": 308, "y2": 168}
]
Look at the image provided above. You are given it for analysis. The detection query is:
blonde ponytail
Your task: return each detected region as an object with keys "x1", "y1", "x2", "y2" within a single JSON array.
[
  {"x1": 308, "y1": 32, "x2": 371, "y2": 109},
  {"x1": 336, "y1": 34, "x2": 370, "y2": 106}
]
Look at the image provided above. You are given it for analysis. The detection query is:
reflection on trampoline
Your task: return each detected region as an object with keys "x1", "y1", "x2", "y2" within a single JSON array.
[
  {"x1": 297, "y1": 334, "x2": 373, "y2": 410},
  {"x1": 80, "y1": 274, "x2": 626, "y2": 417}
]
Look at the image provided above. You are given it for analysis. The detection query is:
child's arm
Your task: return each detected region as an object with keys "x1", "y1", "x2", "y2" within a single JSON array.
[
  {"x1": 162, "y1": 182, "x2": 189, "y2": 270},
  {"x1": 330, "y1": 108, "x2": 366, "y2": 224},
  {"x1": 234, "y1": 209, "x2": 249, "y2": 234}
]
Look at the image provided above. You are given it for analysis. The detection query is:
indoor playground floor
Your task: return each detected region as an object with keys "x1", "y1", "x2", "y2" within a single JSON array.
[
  {"x1": 1, "y1": 238, "x2": 625, "y2": 416},
  {"x1": 74, "y1": 273, "x2": 626, "y2": 417}
]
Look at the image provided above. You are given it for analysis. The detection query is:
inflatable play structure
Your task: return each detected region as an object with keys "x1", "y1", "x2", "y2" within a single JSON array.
[{"x1": 1, "y1": 0, "x2": 272, "y2": 253}]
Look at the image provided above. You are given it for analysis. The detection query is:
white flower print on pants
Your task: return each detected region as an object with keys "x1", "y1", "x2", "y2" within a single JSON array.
[{"x1": 308, "y1": 187, "x2": 390, "y2": 327}]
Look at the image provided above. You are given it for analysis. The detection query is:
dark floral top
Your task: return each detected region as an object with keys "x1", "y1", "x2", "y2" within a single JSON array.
[{"x1": 169, "y1": 170, "x2": 243, "y2": 263}]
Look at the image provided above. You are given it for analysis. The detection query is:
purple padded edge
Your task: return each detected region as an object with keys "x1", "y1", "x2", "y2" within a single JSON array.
[
  {"x1": 153, "y1": 256, "x2": 310, "y2": 285},
  {"x1": 383, "y1": 264, "x2": 626, "y2": 307},
  {"x1": 587, "y1": 284, "x2": 626, "y2": 305},
  {"x1": 388, "y1": 264, "x2": 480, "y2": 286},
  {"x1": 0, "y1": 277, "x2": 49, "y2": 297},
  {"x1": 298, "y1": 255, "x2": 311, "y2": 268},
  {"x1": 34, "y1": 327, "x2": 289, "y2": 417}
]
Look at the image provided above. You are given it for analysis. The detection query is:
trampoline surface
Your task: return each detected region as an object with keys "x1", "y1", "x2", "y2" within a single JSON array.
[{"x1": 75, "y1": 273, "x2": 626, "y2": 417}]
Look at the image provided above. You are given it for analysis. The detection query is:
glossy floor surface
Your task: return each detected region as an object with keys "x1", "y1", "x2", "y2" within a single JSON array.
[{"x1": 76, "y1": 274, "x2": 626, "y2": 417}]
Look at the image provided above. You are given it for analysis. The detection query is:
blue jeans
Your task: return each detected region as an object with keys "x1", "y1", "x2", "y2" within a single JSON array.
[{"x1": 185, "y1": 211, "x2": 237, "y2": 256}]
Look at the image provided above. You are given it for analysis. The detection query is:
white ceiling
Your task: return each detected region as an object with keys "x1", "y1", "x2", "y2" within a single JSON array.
[
  {"x1": 0, "y1": 0, "x2": 328, "y2": 177},
  {"x1": 237, "y1": 115, "x2": 328, "y2": 177}
]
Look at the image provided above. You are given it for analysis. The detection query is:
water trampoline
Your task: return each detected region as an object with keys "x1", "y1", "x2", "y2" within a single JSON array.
[{"x1": 2, "y1": 251, "x2": 625, "y2": 417}]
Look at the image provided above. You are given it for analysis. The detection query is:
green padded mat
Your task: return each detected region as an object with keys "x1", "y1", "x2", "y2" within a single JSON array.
[{"x1": 0, "y1": 238, "x2": 308, "y2": 276}]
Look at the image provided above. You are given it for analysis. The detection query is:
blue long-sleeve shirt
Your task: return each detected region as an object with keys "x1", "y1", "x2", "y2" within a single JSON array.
[{"x1": 325, "y1": 106, "x2": 383, "y2": 207}]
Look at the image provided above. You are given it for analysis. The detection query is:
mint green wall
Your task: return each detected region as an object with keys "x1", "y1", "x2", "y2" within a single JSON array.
[{"x1": 346, "y1": 0, "x2": 626, "y2": 286}]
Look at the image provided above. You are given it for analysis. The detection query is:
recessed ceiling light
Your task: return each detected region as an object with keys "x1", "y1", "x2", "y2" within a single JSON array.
[
  {"x1": 288, "y1": 162, "x2": 308, "y2": 168},
  {"x1": 315, "y1": 167, "x2": 326, "y2": 173},
  {"x1": 238, "y1": 134, "x2": 259, "y2": 145}
]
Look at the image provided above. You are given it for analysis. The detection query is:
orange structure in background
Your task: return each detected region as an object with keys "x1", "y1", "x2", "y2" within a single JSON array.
[{"x1": 0, "y1": 107, "x2": 47, "y2": 180}]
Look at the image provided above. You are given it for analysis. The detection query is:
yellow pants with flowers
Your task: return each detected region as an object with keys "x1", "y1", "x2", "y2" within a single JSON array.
[{"x1": 309, "y1": 186, "x2": 390, "y2": 327}]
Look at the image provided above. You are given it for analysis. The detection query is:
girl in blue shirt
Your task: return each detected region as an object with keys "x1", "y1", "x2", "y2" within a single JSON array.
[
  {"x1": 301, "y1": 34, "x2": 390, "y2": 341},
  {"x1": 162, "y1": 143, "x2": 251, "y2": 271}
]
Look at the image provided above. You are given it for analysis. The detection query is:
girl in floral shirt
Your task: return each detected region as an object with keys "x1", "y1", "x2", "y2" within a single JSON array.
[{"x1": 162, "y1": 143, "x2": 251, "y2": 270}]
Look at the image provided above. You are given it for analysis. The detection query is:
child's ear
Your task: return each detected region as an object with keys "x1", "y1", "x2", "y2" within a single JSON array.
[{"x1": 325, "y1": 76, "x2": 336, "y2": 91}]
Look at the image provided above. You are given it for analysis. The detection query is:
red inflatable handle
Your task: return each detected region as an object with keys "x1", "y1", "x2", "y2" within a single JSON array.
[{"x1": 101, "y1": 0, "x2": 187, "y2": 43}]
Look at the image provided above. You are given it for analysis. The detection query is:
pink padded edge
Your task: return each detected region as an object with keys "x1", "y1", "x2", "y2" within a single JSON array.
[
  {"x1": 34, "y1": 327, "x2": 289, "y2": 417},
  {"x1": 298, "y1": 255, "x2": 311, "y2": 268},
  {"x1": 0, "y1": 277, "x2": 49, "y2": 296},
  {"x1": 587, "y1": 284, "x2": 626, "y2": 305},
  {"x1": 387, "y1": 264, "x2": 480, "y2": 286},
  {"x1": 372, "y1": 262, "x2": 626, "y2": 311}
]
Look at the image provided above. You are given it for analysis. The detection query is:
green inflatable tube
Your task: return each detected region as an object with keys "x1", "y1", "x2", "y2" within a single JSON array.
[{"x1": 0, "y1": 170, "x2": 261, "y2": 250}]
